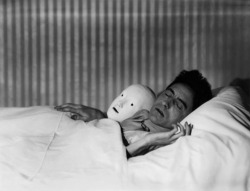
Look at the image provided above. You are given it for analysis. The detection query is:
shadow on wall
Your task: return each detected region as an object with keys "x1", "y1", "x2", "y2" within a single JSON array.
[
  {"x1": 205, "y1": 4, "x2": 250, "y2": 87},
  {"x1": 230, "y1": 78, "x2": 250, "y2": 97},
  {"x1": 220, "y1": 15, "x2": 250, "y2": 85}
]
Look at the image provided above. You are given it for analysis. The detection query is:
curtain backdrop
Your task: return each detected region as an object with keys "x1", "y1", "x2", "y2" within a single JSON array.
[{"x1": 0, "y1": 0, "x2": 249, "y2": 111}]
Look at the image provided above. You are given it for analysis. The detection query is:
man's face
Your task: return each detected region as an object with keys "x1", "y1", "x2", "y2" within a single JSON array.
[
  {"x1": 107, "y1": 85, "x2": 154, "y2": 122},
  {"x1": 149, "y1": 83, "x2": 194, "y2": 130}
]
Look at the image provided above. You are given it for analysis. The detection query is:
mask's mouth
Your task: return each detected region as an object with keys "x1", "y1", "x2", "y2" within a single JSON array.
[
  {"x1": 113, "y1": 107, "x2": 119, "y2": 113},
  {"x1": 156, "y1": 108, "x2": 164, "y2": 117}
]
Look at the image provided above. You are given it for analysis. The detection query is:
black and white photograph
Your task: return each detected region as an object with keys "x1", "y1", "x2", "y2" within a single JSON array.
[{"x1": 0, "y1": 0, "x2": 249, "y2": 190}]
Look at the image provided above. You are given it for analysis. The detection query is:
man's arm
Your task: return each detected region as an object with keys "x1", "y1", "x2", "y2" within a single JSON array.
[
  {"x1": 55, "y1": 103, "x2": 106, "y2": 122},
  {"x1": 126, "y1": 122, "x2": 192, "y2": 157}
]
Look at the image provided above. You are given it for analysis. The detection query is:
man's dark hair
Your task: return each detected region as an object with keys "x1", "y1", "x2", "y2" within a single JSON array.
[{"x1": 167, "y1": 70, "x2": 212, "y2": 110}]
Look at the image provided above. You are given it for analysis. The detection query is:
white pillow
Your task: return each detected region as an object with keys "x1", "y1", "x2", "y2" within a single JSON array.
[
  {"x1": 181, "y1": 86, "x2": 250, "y2": 136},
  {"x1": 127, "y1": 87, "x2": 250, "y2": 191}
]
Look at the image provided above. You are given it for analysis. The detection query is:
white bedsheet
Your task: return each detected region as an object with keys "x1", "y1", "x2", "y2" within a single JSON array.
[{"x1": 0, "y1": 87, "x2": 250, "y2": 191}]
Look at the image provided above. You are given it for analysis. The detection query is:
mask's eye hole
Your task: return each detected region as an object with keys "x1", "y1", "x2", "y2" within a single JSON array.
[{"x1": 131, "y1": 103, "x2": 134, "y2": 106}]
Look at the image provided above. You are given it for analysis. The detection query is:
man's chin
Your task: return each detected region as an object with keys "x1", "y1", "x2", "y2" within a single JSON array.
[{"x1": 149, "y1": 115, "x2": 160, "y2": 124}]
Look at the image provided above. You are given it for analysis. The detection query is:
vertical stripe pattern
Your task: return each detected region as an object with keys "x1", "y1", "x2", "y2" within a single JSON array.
[{"x1": 0, "y1": 0, "x2": 250, "y2": 111}]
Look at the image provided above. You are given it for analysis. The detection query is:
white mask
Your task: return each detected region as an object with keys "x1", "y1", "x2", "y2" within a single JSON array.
[{"x1": 107, "y1": 84, "x2": 155, "y2": 122}]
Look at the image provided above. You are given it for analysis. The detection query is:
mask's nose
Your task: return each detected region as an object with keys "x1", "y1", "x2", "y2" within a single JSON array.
[{"x1": 116, "y1": 101, "x2": 124, "y2": 108}]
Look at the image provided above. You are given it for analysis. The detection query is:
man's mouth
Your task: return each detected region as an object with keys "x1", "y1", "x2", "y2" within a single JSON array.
[
  {"x1": 155, "y1": 108, "x2": 164, "y2": 117},
  {"x1": 113, "y1": 107, "x2": 119, "y2": 113}
]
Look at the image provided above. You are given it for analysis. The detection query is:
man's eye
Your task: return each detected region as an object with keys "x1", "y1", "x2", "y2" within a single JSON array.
[
  {"x1": 121, "y1": 94, "x2": 123, "y2": 97},
  {"x1": 131, "y1": 103, "x2": 134, "y2": 106},
  {"x1": 165, "y1": 92, "x2": 172, "y2": 97},
  {"x1": 176, "y1": 101, "x2": 183, "y2": 110}
]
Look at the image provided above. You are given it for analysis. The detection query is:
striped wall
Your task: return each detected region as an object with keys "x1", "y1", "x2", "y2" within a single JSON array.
[{"x1": 0, "y1": 0, "x2": 250, "y2": 111}]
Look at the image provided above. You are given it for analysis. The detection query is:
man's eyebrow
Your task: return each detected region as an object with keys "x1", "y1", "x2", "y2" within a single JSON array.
[
  {"x1": 168, "y1": 87, "x2": 187, "y2": 109},
  {"x1": 168, "y1": 88, "x2": 175, "y2": 95}
]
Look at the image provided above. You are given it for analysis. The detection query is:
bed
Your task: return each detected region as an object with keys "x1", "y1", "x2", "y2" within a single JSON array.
[{"x1": 0, "y1": 86, "x2": 250, "y2": 191}]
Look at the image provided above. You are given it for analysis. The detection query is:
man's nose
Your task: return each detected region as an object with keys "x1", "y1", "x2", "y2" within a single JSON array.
[{"x1": 162, "y1": 99, "x2": 174, "y2": 109}]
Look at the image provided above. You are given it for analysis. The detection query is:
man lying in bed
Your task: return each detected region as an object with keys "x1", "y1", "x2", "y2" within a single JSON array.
[
  {"x1": 55, "y1": 70, "x2": 213, "y2": 157},
  {"x1": 105, "y1": 84, "x2": 193, "y2": 157},
  {"x1": 106, "y1": 84, "x2": 193, "y2": 155}
]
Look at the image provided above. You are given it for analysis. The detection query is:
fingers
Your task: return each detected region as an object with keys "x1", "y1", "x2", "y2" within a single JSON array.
[
  {"x1": 59, "y1": 107, "x2": 81, "y2": 115},
  {"x1": 55, "y1": 103, "x2": 83, "y2": 114},
  {"x1": 185, "y1": 122, "x2": 193, "y2": 135},
  {"x1": 55, "y1": 103, "x2": 88, "y2": 121},
  {"x1": 170, "y1": 122, "x2": 193, "y2": 140},
  {"x1": 175, "y1": 122, "x2": 193, "y2": 136},
  {"x1": 187, "y1": 123, "x2": 194, "y2": 135},
  {"x1": 54, "y1": 103, "x2": 73, "y2": 109},
  {"x1": 55, "y1": 103, "x2": 83, "y2": 110},
  {"x1": 146, "y1": 122, "x2": 194, "y2": 146},
  {"x1": 177, "y1": 123, "x2": 185, "y2": 135},
  {"x1": 156, "y1": 127, "x2": 180, "y2": 141},
  {"x1": 71, "y1": 114, "x2": 89, "y2": 121},
  {"x1": 170, "y1": 124, "x2": 179, "y2": 134},
  {"x1": 71, "y1": 114, "x2": 80, "y2": 120},
  {"x1": 166, "y1": 124, "x2": 184, "y2": 141}
]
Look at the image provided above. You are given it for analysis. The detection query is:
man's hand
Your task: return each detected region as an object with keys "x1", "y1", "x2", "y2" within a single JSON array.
[
  {"x1": 127, "y1": 122, "x2": 193, "y2": 157},
  {"x1": 55, "y1": 103, "x2": 106, "y2": 122},
  {"x1": 144, "y1": 122, "x2": 193, "y2": 146}
]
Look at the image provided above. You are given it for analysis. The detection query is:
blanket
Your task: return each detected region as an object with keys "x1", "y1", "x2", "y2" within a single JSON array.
[
  {"x1": 0, "y1": 86, "x2": 250, "y2": 191},
  {"x1": 0, "y1": 107, "x2": 127, "y2": 191}
]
